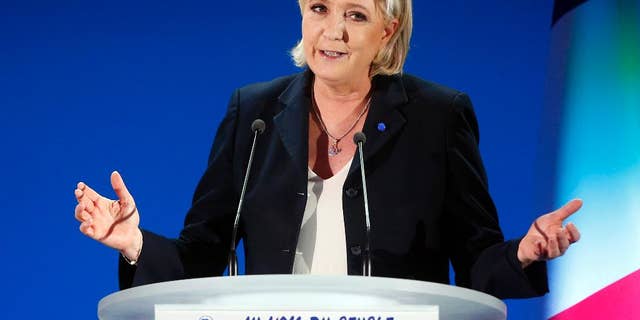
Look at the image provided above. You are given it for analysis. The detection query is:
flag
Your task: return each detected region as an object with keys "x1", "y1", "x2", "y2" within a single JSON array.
[{"x1": 542, "y1": 0, "x2": 640, "y2": 318}]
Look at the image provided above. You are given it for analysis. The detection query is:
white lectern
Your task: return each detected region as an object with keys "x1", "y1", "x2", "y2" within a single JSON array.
[{"x1": 98, "y1": 275, "x2": 506, "y2": 320}]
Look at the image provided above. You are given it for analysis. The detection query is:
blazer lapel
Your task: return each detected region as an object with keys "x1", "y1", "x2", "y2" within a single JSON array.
[
  {"x1": 349, "y1": 74, "x2": 408, "y2": 176},
  {"x1": 274, "y1": 71, "x2": 312, "y2": 175}
]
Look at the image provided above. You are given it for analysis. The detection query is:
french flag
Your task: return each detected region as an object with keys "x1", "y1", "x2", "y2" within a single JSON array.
[{"x1": 541, "y1": 0, "x2": 640, "y2": 318}]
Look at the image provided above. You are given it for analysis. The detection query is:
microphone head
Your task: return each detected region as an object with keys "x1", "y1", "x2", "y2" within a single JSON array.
[
  {"x1": 251, "y1": 119, "x2": 266, "y2": 134},
  {"x1": 353, "y1": 131, "x2": 367, "y2": 144}
]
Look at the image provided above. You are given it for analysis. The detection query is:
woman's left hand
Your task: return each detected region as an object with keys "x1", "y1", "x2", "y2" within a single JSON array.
[{"x1": 517, "y1": 199, "x2": 583, "y2": 268}]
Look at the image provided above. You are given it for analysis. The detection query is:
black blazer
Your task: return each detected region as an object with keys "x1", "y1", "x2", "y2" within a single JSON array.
[{"x1": 120, "y1": 70, "x2": 548, "y2": 299}]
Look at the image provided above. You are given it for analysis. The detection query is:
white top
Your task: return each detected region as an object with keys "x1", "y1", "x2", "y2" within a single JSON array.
[{"x1": 293, "y1": 161, "x2": 352, "y2": 275}]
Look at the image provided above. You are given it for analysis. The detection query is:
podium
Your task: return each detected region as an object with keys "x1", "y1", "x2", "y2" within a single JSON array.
[{"x1": 98, "y1": 275, "x2": 506, "y2": 320}]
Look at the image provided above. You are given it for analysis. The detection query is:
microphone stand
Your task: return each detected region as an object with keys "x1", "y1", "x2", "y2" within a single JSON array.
[
  {"x1": 353, "y1": 132, "x2": 372, "y2": 276},
  {"x1": 228, "y1": 119, "x2": 265, "y2": 276}
]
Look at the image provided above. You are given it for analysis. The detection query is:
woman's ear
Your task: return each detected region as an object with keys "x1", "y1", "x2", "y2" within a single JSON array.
[{"x1": 382, "y1": 18, "x2": 399, "y2": 42}]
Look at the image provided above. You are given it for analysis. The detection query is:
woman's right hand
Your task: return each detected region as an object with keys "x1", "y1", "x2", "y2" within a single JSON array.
[{"x1": 74, "y1": 171, "x2": 142, "y2": 261}]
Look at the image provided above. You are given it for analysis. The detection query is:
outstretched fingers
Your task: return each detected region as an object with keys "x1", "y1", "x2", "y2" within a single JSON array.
[
  {"x1": 566, "y1": 222, "x2": 581, "y2": 243},
  {"x1": 547, "y1": 227, "x2": 574, "y2": 258},
  {"x1": 75, "y1": 188, "x2": 95, "y2": 212},
  {"x1": 74, "y1": 203, "x2": 92, "y2": 223},
  {"x1": 520, "y1": 200, "x2": 584, "y2": 265},
  {"x1": 557, "y1": 228, "x2": 571, "y2": 254},
  {"x1": 79, "y1": 221, "x2": 95, "y2": 238},
  {"x1": 534, "y1": 239, "x2": 547, "y2": 258},
  {"x1": 537, "y1": 226, "x2": 576, "y2": 260},
  {"x1": 76, "y1": 182, "x2": 101, "y2": 202},
  {"x1": 550, "y1": 198, "x2": 583, "y2": 221},
  {"x1": 110, "y1": 171, "x2": 132, "y2": 203},
  {"x1": 546, "y1": 232, "x2": 561, "y2": 258}
]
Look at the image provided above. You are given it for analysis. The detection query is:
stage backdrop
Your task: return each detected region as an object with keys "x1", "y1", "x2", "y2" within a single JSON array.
[
  {"x1": 1, "y1": 1, "x2": 556, "y2": 319},
  {"x1": 543, "y1": 0, "x2": 640, "y2": 318}
]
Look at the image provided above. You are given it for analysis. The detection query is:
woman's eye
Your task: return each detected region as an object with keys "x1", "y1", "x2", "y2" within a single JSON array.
[
  {"x1": 310, "y1": 4, "x2": 327, "y2": 13},
  {"x1": 347, "y1": 11, "x2": 367, "y2": 22}
]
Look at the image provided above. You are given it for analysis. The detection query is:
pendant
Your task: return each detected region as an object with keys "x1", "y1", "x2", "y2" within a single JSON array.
[{"x1": 328, "y1": 139, "x2": 341, "y2": 156}]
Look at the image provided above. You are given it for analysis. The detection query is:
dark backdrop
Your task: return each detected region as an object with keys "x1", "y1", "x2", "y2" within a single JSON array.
[{"x1": 0, "y1": 1, "x2": 554, "y2": 318}]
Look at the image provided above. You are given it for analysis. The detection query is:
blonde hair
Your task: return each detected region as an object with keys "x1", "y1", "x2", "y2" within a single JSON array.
[{"x1": 291, "y1": 0, "x2": 413, "y2": 77}]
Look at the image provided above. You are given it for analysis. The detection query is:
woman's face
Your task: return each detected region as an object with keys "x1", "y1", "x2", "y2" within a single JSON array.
[{"x1": 302, "y1": 0, "x2": 397, "y2": 85}]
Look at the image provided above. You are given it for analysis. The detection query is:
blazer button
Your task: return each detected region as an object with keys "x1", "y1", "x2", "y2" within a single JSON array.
[
  {"x1": 350, "y1": 245, "x2": 362, "y2": 256},
  {"x1": 345, "y1": 187, "x2": 359, "y2": 198}
]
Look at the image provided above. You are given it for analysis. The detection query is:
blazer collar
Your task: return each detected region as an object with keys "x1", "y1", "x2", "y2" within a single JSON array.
[{"x1": 274, "y1": 69, "x2": 409, "y2": 177}]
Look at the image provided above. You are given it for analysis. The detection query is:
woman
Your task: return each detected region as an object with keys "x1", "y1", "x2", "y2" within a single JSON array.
[{"x1": 74, "y1": 0, "x2": 581, "y2": 298}]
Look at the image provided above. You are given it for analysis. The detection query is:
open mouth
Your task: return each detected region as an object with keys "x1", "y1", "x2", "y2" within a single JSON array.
[{"x1": 320, "y1": 50, "x2": 347, "y2": 58}]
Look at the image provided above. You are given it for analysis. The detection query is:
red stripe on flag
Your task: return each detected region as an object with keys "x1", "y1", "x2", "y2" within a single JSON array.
[{"x1": 550, "y1": 269, "x2": 640, "y2": 319}]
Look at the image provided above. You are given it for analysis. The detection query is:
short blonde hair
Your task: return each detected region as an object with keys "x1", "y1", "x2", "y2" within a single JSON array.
[{"x1": 291, "y1": 0, "x2": 413, "y2": 77}]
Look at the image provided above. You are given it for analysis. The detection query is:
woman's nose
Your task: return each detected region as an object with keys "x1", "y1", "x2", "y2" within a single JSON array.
[{"x1": 323, "y1": 14, "x2": 347, "y2": 41}]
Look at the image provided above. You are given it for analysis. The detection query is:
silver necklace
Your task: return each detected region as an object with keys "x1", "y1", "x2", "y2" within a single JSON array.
[{"x1": 311, "y1": 86, "x2": 372, "y2": 156}]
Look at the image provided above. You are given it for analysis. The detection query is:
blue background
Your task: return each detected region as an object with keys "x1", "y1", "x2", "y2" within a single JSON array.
[{"x1": 0, "y1": 1, "x2": 555, "y2": 318}]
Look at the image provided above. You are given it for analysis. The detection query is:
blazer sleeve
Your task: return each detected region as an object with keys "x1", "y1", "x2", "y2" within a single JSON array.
[
  {"x1": 443, "y1": 92, "x2": 548, "y2": 299},
  {"x1": 119, "y1": 90, "x2": 241, "y2": 289}
]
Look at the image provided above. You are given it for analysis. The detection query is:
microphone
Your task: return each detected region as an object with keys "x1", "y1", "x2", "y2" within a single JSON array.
[
  {"x1": 228, "y1": 119, "x2": 266, "y2": 276},
  {"x1": 251, "y1": 119, "x2": 266, "y2": 134},
  {"x1": 353, "y1": 131, "x2": 372, "y2": 276}
]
